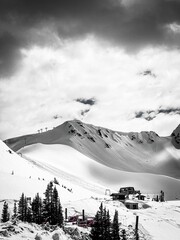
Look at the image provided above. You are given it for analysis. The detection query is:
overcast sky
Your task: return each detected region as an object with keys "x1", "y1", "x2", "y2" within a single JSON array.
[{"x1": 1, "y1": 0, "x2": 180, "y2": 139}]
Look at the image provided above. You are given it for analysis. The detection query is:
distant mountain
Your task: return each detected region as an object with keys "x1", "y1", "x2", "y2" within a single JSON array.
[
  {"x1": 4, "y1": 120, "x2": 180, "y2": 179},
  {"x1": 171, "y1": 124, "x2": 180, "y2": 149}
]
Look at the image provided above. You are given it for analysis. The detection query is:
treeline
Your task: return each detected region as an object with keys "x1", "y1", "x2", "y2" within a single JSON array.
[
  {"x1": 90, "y1": 203, "x2": 127, "y2": 240},
  {"x1": 1, "y1": 181, "x2": 63, "y2": 227}
]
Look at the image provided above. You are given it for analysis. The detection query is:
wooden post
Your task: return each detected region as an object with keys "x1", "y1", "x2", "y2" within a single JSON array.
[
  {"x1": 65, "y1": 208, "x2": 67, "y2": 220},
  {"x1": 135, "y1": 215, "x2": 139, "y2": 240},
  {"x1": 82, "y1": 209, "x2": 85, "y2": 221}
]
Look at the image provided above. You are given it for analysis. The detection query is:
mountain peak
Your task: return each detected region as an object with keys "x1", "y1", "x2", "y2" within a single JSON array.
[
  {"x1": 4, "y1": 120, "x2": 180, "y2": 178},
  {"x1": 171, "y1": 124, "x2": 180, "y2": 149}
]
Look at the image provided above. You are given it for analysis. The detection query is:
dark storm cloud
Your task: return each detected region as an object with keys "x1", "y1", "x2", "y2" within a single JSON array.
[
  {"x1": 135, "y1": 108, "x2": 180, "y2": 121},
  {"x1": 0, "y1": 32, "x2": 23, "y2": 77},
  {"x1": 1, "y1": 0, "x2": 180, "y2": 77}
]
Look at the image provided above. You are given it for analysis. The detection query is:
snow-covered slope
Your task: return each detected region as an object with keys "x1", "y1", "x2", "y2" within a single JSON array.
[
  {"x1": 0, "y1": 140, "x2": 105, "y2": 201},
  {"x1": 17, "y1": 143, "x2": 180, "y2": 201},
  {"x1": 4, "y1": 120, "x2": 180, "y2": 178},
  {"x1": 2, "y1": 128, "x2": 180, "y2": 240},
  {"x1": 1, "y1": 137, "x2": 180, "y2": 201}
]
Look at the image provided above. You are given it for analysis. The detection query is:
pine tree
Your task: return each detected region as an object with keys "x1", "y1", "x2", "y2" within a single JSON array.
[
  {"x1": 26, "y1": 206, "x2": 32, "y2": 223},
  {"x1": 51, "y1": 186, "x2": 63, "y2": 226},
  {"x1": 18, "y1": 193, "x2": 28, "y2": 221},
  {"x1": 90, "y1": 203, "x2": 107, "y2": 240},
  {"x1": 112, "y1": 210, "x2": 120, "y2": 240},
  {"x1": 43, "y1": 181, "x2": 63, "y2": 226},
  {"x1": 43, "y1": 181, "x2": 53, "y2": 223},
  {"x1": 13, "y1": 201, "x2": 17, "y2": 219},
  {"x1": 104, "y1": 209, "x2": 112, "y2": 240},
  {"x1": 90, "y1": 208, "x2": 102, "y2": 240},
  {"x1": 32, "y1": 193, "x2": 43, "y2": 224},
  {"x1": 57, "y1": 201, "x2": 63, "y2": 227},
  {"x1": 1, "y1": 201, "x2": 9, "y2": 222}
]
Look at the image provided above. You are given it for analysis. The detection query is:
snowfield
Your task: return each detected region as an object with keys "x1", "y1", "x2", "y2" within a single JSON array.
[
  {"x1": 5, "y1": 120, "x2": 180, "y2": 178},
  {"x1": 1, "y1": 120, "x2": 180, "y2": 239}
]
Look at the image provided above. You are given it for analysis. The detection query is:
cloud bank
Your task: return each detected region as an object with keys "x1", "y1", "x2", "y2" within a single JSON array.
[
  {"x1": 0, "y1": 38, "x2": 180, "y2": 138},
  {"x1": 0, "y1": 0, "x2": 180, "y2": 139},
  {"x1": 1, "y1": 0, "x2": 180, "y2": 77}
]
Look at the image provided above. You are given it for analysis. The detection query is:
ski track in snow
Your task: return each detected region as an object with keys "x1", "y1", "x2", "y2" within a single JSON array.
[
  {"x1": 22, "y1": 153, "x2": 105, "y2": 195},
  {"x1": 1, "y1": 125, "x2": 180, "y2": 240}
]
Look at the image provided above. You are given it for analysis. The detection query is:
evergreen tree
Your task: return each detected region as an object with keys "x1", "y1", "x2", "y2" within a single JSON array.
[
  {"x1": 43, "y1": 181, "x2": 63, "y2": 226},
  {"x1": 18, "y1": 193, "x2": 28, "y2": 221},
  {"x1": 32, "y1": 193, "x2": 43, "y2": 224},
  {"x1": 90, "y1": 207, "x2": 102, "y2": 240},
  {"x1": 104, "y1": 209, "x2": 112, "y2": 240},
  {"x1": 13, "y1": 201, "x2": 17, "y2": 219},
  {"x1": 1, "y1": 201, "x2": 9, "y2": 222},
  {"x1": 26, "y1": 206, "x2": 32, "y2": 223},
  {"x1": 90, "y1": 203, "x2": 107, "y2": 240},
  {"x1": 43, "y1": 181, "x2": 53, "y2": 222},
  {"x1": 112, "y1": 210, "x2": 120, "y2": 240},
  {"x1": 57, "y1": 201, "x2": 63, "y2": 227},
  {"x1": 51, "y1": 186, "x2": 63, "y2": 226}
]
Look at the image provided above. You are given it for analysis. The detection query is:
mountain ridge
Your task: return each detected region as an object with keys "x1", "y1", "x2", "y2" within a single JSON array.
[{"x1": 4, "y1": 119, "x2": 180, "y2": 178}]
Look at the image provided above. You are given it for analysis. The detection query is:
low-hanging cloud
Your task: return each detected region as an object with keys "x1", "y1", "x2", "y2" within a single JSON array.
[
  {"x1": 0, "y1": 41, "x2": 180, "y2": 138},
  {"x1": 135, "y1": 108, "x2": 180, "y2": 121},
  {"x1": 139, "y1": 69, "x2": 157, "y2": 78},
  {"x1": 75, "y1": 98, "x2": 96, "y2": 106},
  {"x1": 1, "y1": 0, "x2": 180, "y2": 77}
]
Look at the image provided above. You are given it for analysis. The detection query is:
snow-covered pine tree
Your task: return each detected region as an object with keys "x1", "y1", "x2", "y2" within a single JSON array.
[
  {"x1": 52, "y1": 186, "x2": 63, "y2": 226},
  {"x1": 90, "y1": 203, "x2": 110, "y2": 240},
  {"x1": 1, "y1": 201, "x2": 9, "y2": 222},
  {"x1": 13, "y1": 201, "x2": 17, "y2": 219},
  {"x1": 112, "y1": 210, "x2": 120, "y2": 240},
  {"x1": 90, "y1": 207, "x2": 102, "y2": 240},
  {"x1": 43, "y1": 181, "x2": 54, "y2": 223},
  {"x1": 18, "y1": 193, "x2": 28, "y2": 221},
  {"x1": 103, "y1": 209, "x2": 112, "y2": 240},
  {"x1": 26, "y1": 206, "x2": 32, "y2": 223},
  {"x1": 57, "y1": 201, "x2": 63, "y2": 227},
  {"x1": 32, "y1": 193, "x2": 43, "y2": 224}
]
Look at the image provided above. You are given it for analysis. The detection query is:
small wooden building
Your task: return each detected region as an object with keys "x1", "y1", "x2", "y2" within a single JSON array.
[
  {"x1": 120, "y1": 187, "x2": 140, "y2": 195},
  {"x1": 125, "y1": 200, "x2": 138, "y2": 210},
  {"x1": 136, "y1": 194, "x2": 146, "y2": 201},
  {"x1": 110, "y1": 193, "x2": 126, "y2": 202}
]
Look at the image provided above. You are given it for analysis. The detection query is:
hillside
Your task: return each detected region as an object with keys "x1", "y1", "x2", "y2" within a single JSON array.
[
  {"x1": 1, "y1": 121, "x2": 180, "y2": 200},
  {"x1": 4, "y1": 120, "x2": 180, "y2": 179},
  {"x1": 1, "y1": 124, "x2": 180, "y2": 240}
]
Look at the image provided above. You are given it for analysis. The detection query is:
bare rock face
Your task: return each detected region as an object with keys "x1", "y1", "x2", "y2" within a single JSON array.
[
  {"x1": 35, "y1": 233, "x2": 42, "y2": 240},
  {"x1": 52, "y1": 232, "x2": 60, "y2": 240},
  {"x1": 171, "y1": 124, "x2": 180, "y2": 149},
  {"x1": 0, "y1": 229, "x2": 9, "y2": 237}
]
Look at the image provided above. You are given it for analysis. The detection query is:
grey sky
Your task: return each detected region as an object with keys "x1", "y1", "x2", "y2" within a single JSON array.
[
  {"x1": 0, "y1": 0, "x2": 180, "y2": 139},
  {"x1": 1, "y1": 0, "x2": 180, "y2": 77}
]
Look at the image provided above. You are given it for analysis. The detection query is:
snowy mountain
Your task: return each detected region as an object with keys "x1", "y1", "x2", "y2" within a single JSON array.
[
  {"x1": 1, "y1": 121, "x2": 180, "y2": 239},
  {"x1": 171, "y1": 124, "x2": 180, "y2": 149},
  {"x1": 4, "y1": 120, "x2": 180, "y2": 178}
]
